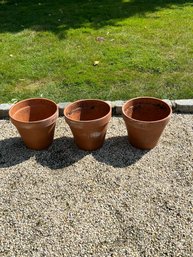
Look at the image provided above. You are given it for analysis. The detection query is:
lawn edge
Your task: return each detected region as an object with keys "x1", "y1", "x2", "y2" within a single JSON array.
[{"x1": 1, "y1": 99, "x2": 193, "y2": 119}]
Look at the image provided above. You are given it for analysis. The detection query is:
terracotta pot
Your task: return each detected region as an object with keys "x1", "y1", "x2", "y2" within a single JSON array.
[
  {"x1": 122, "y1": 97, "x2": 172, "y2": 149},
  {"x1": 9, "y1": 98, "x2": 58, "y2": 150},
  {"x1": 64, "y1": 99, "x2": 112, "y2": 151}
]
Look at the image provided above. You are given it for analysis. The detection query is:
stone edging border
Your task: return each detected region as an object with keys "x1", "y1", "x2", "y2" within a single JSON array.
[{"x1": 0, "y1": 99, "x2": 193, "y2": 119}]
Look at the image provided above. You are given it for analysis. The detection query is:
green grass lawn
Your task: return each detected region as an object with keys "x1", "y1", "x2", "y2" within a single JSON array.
[{"x1": 0, "y1": 0, "x2": 193, "y2": 103}]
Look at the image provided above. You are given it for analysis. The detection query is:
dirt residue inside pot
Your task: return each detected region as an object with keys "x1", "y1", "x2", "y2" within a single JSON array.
[{"x1": 125, "y1": 103, "x2": 170, "y2": 121}]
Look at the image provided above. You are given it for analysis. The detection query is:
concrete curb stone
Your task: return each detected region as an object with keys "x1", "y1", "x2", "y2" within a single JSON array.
[
  {"x1": 174, "y1": 99, "x2": 193, "y2": 113},
  {"x1": 113, "y1": 100, "x2": 125, "y2": 115},
  {"x1": 0, "y1": 104, "x2": 12, "y2": 119},
  {"x1": 58, "y1": 102, "x2": 71, "y2": 116},
  {"x1": 1, "y1": 99, "x2": 193, "y2": 119}
]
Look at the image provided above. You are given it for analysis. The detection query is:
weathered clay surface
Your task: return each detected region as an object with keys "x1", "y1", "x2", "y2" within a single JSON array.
[
  {"x1": 9, "y1": 98, "x2": 58, "y2": 150},
  {"x1": 122, "y1": 97, "x2": 172, "y2": 149},
  {"x1": 64, "y1": 99, "x2": 111, "y2": 150}
]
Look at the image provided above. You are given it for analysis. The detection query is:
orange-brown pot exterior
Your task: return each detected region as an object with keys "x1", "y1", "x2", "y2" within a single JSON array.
[
  {"x1": 122, "y1": 97, "x2": 172, "y2": 149},
  {"x1": 64, "y1": 99, "x2": 112, "y2": 151},
  {"x1": 9, "y1": 98, "x2": 58, "y2": 150}
]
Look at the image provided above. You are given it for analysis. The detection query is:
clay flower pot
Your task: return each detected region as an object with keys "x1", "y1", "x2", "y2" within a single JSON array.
[
  {"x1": 64, "y1": 99, "x2": 112, "y2": 151},
  {"x1": 9, "y1": 98, "x2": 58, "y2": 150},
  {"x1": 122, "y1": 97, "x2": 172, "y2": 149}
]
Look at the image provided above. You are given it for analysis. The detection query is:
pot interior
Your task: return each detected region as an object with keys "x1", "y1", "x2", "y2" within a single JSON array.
[
  {"x1": 66, "y1": 100, "x2": 110, "y2": 121},
  {"x1": 124, "y1": 99, "x2": 171, "y2": 122},
  {"x1": 11, "y1": 99, "x2": 57, "y2": 122}
]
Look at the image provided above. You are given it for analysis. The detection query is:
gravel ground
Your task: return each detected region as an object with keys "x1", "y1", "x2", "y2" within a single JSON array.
[{"x1": 0, "y1": 114, "x2": 192, "y2": 257}]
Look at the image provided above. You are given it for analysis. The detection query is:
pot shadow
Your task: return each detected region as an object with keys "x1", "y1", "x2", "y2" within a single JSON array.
[
  {"x1": 0, "y1": 136, "x2": 87, "y2": 169},
  {"x1": 92, "y1": 136, "x2": 149, "y2": 168},
  {"x1": 0, "y1": 137, "x2": 34, "y2": 168},
  {"x1": 0, "y1": 136, "x2": 148, "y2": 169},
  {"x1": 35, "y1": 137, "x2": 87, "y2": 169}
]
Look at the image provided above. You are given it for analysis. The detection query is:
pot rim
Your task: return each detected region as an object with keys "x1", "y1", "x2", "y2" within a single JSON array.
[
  {"x1": 122, "y1": 96, "x2": 172, "y2": 124},
  {"x1": 64, "y1": 99, "x2": 112, "y2": 123},
  {"x1": 9, "y1": 97, "x2": 58, "y2": 125}
]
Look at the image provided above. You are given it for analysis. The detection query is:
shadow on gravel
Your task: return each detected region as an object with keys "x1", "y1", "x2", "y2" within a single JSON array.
[
  {"x1": 0, "y1": 136, "x2": 148, "y2": 169},
  {"x1": 0, "y1": 136, "x2": 87, "y2": 169},
  {"x1": 0, "y1": 137, "x2": 34, "y2": 168},
  {"x1": 92, "y1": 136, "x2": 149, "y2": 168},
  {"x1": 35, "y1": 137, "x2": 87, "y2": 169}
]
